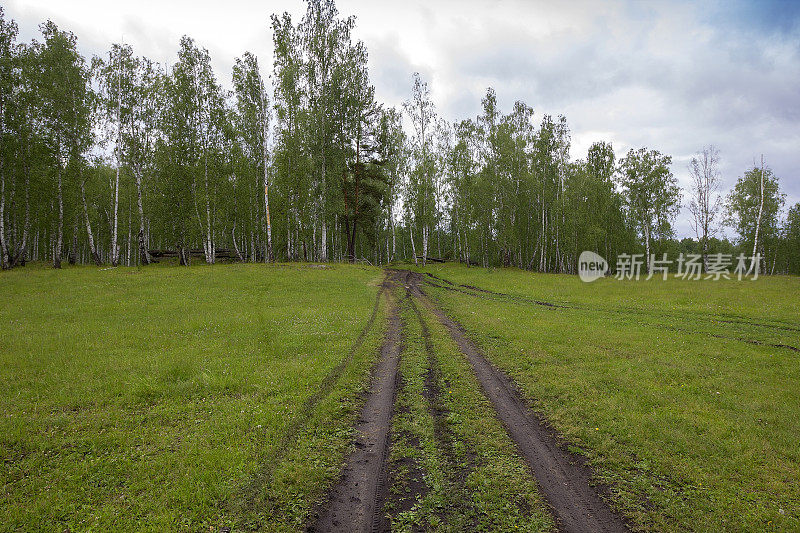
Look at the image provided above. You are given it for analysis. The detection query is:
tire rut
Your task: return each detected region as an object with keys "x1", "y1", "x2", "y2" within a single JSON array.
[
  {"x1": 232, "y1": 280, "x2": 388, "y2": 526},
  {"x1": 423, "y1": 274, "x2": 800, "y2": 352},
  {"x1": 425, "y1": 271, "x2": 800, "y2": 330},
  {"x1": 310, "y1": 275, "x2": 403, "y2": 533},
  {"x1": 405, "y1": 270, "x2": 631, "y2": 533},
  {"x1": 406, "y1": 290, "x2": 477, "y2": 522}
]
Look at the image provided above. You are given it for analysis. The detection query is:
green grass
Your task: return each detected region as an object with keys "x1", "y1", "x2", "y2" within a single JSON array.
[
  {"x1": 415, "y1": 263, "x2": 800, "y2": 532},
  {"x1": 0, "y1": 262, "x2": 384, "y2": 531},
  {"x1": 5, "y1": 261, "x2": 799, "y2": 531},
  {"x1": 385, "y1": 289, "x2": 553, "y2": 532}
]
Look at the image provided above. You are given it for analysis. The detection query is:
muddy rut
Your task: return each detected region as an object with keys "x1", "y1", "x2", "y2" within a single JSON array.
[
  {"x1": 310, "y1": 276, "x2": 402, "y2": 533},
  {"x1": 404, "y1": 269, "x2": 631, "y2": 533},
  {"x1": 312, "y1": 270, "x2": 630, "y2": 532}
]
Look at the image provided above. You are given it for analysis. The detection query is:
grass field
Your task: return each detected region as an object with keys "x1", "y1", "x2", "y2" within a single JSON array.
[
  {"x1": 2, "y1": 262, "x2": 799, "y2": 532},
  {"x1": 1, "y1": 263, "x2": 386, "y2": 531},
  {"x1": 414, "y1": 263, "x2": 800, "y2": 531}
]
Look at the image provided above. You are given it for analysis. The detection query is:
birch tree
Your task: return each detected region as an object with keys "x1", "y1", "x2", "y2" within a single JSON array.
[
  {"x1": 687, "y1": 145, "x2": 722, "y2": 271},
  {"x1": 94, "y1": 43, "x2": 137, "y2": 266},
  {"x1": 301, "y1": 0, "x2": 353, "y2": 261},
  {"x1": 232, "y1": 52, "x2": 272, "y2": 261},
  {"x1": 403, "y1": 73, "x2": 437, "y2": 266},
  {"x1": 272, "y1": 12, "x2": 309, "y2": 261},
  {"x1": 34, "y1": 21, "x2": 93, "y2": 269},
  {"x1": 0, "y1": 8, "x2": 17, "y2": 269},
  {"x1": 127, "y1": 58, "x2": 160, "y2": 265},
  {"x1": 725, "y1": 162, "x2": 785, "y2": 274},
  {"x1": 617, "y1": 148, "x2": 680, "y2": 272},
  {"x1": 165, "y1": 37, "x2": 225, "y2": 264},
  {"x1": 784, "y1": 203, "x2": 800, "y2": 275},
  {"x1": 376, "y1": 107, "x2": 406, "y2": 262}
]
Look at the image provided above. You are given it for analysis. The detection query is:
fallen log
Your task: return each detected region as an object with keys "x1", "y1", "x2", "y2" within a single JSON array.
[
  {"x1": 415, "y1": 256, "x2": 446, "y2": 263},
  {"x1": 148, "y1": 249, "x2": 241, "y2": 260}
]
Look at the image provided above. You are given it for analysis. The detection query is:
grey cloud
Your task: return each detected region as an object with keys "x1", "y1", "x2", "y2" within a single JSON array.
[
  {"x1": 367, "y1": 33, "x2": 431, "y2": 108},
  {"x1": 422, "y1": 1, "x2": 800, "y2": 231}
]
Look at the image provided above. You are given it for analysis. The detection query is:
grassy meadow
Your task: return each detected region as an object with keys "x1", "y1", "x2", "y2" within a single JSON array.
[
  {"x1": 415, "y1": 263, "x2": 800, "y2": 531},
  {"x1": 1, "y1": 262, "x2": 385, "y2": 531},
  {"x1": 2, "y1": 261, "x2": 799, "y2": 531}
]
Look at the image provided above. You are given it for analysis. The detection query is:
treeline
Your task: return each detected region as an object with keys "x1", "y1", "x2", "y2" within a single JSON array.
[{"x1": 1, "y1": 2, "x2": 798, "y2": 274}]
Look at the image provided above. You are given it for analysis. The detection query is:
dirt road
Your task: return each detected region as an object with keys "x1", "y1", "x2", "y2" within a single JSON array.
[{"x1": 312, "y1": 270, "x2": 630, "y2": 533}]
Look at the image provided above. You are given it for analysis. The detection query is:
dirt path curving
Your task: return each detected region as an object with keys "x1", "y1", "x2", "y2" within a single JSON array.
[
  {"x1": 310, "y1": 275, "x2": 403, "y2": 533},
  {"x1": 403, "y1": 270, "x2": 631, "y2": 533}
]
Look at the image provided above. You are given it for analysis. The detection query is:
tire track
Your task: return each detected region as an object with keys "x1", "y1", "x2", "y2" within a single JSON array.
[
  {"x1": 425, "y1": 271, "x2": 800, "y2": 331},
  {"x1": 233, "y1": 276, "x2": 388, "y2": 527},
  {"x1": 310, "y1": 276, "x2": 403, "y2": 533},
  {"x1": 406, "y1": 270, "x2": 631, "y2": 533},
  {"x1": 424, "y1": 272, "x2": 569, "y2": 309},
  {"x1": 406, "y1": 290, "x2": 477, "y2": 523},
  {"x1": 423, "y1": 274, "x2": 800, "y2": 352}
]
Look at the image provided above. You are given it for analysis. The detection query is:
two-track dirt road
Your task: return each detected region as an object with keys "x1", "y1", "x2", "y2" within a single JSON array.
[{"x1": 309, "y1": 270, "x2": 630, "y2": 533}]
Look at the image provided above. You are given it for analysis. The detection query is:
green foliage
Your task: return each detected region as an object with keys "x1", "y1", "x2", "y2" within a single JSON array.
[
  {"x1": 403, "y1": 73, "x2": 439, "y2": 238},
  {"x1": 725, "y1": 165, "x2": 786, "y2": 262},
  {"x1": 0, "y1": 3, "x2": 798, "y2": 273},
  {"x1": 617, "y1": 147, "x2": 681, "y2": 262},
  {"x1": 231, "y1": 51, "x2": 270, "y2": 259},
  {"x1": 783, "y1": 203, "x2": 800, "y2": 275}
]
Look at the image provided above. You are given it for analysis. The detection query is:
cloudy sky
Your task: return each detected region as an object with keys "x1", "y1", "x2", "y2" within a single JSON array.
[{"x1": 5, "y1": 0, "x2": 799, "y2": 237}]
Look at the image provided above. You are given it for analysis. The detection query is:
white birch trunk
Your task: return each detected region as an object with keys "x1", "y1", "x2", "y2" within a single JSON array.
[
  {"x1": 422, "y1": 225, "x2": 428, "y2": 267},
  {"x1": 262, "y1": 90, "x2": 272, "y2": 262},
  {"x1": 410, "y1": 223, "x2": 418, "y2": 266},
  {"x1": 10, "y1": 158, "x2": 31, "y2": 266},
  {"x1": 54, "y1": 165, "x2": 63, "y2": 268},
  {"x1": 644, "y1": 220, "x2": 651, "y2": 274},
  {"x1": 203, "y1": 153, "x2": 213, "y2": 264},
  {"x1": 320, "y1": 220, "x2": 327, "y2": 262},
  {"x1": 286, "y1": 211, "x2": 291, "y2": 261},
  {"x1": 392, "y1": 218, "x2": 396, "y2": 261},
  {"x1": 232, "y1": 223, "x2": 244, "y2": 262},
  {"x1": 111, "y1": 61, "x2": 121, "y2": 267},
  {"x1": 81, "y1": 179, "x2": 101, "y2": 265},
  {"x1": 126, "y1": 201, "x2": 132, "y2": 266},
  {"x1": 111, "y1": 162, "x2": 120, "y2": 266},
  {"x1": 0, "y1": 99, "x2": 6, "y2": 268},
  {"x1": 751, "y1": 155, "x2": 765, "y2": 274},
  {"x1": 0, "y1": 172, "x2": 7, "y2": 269}
]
